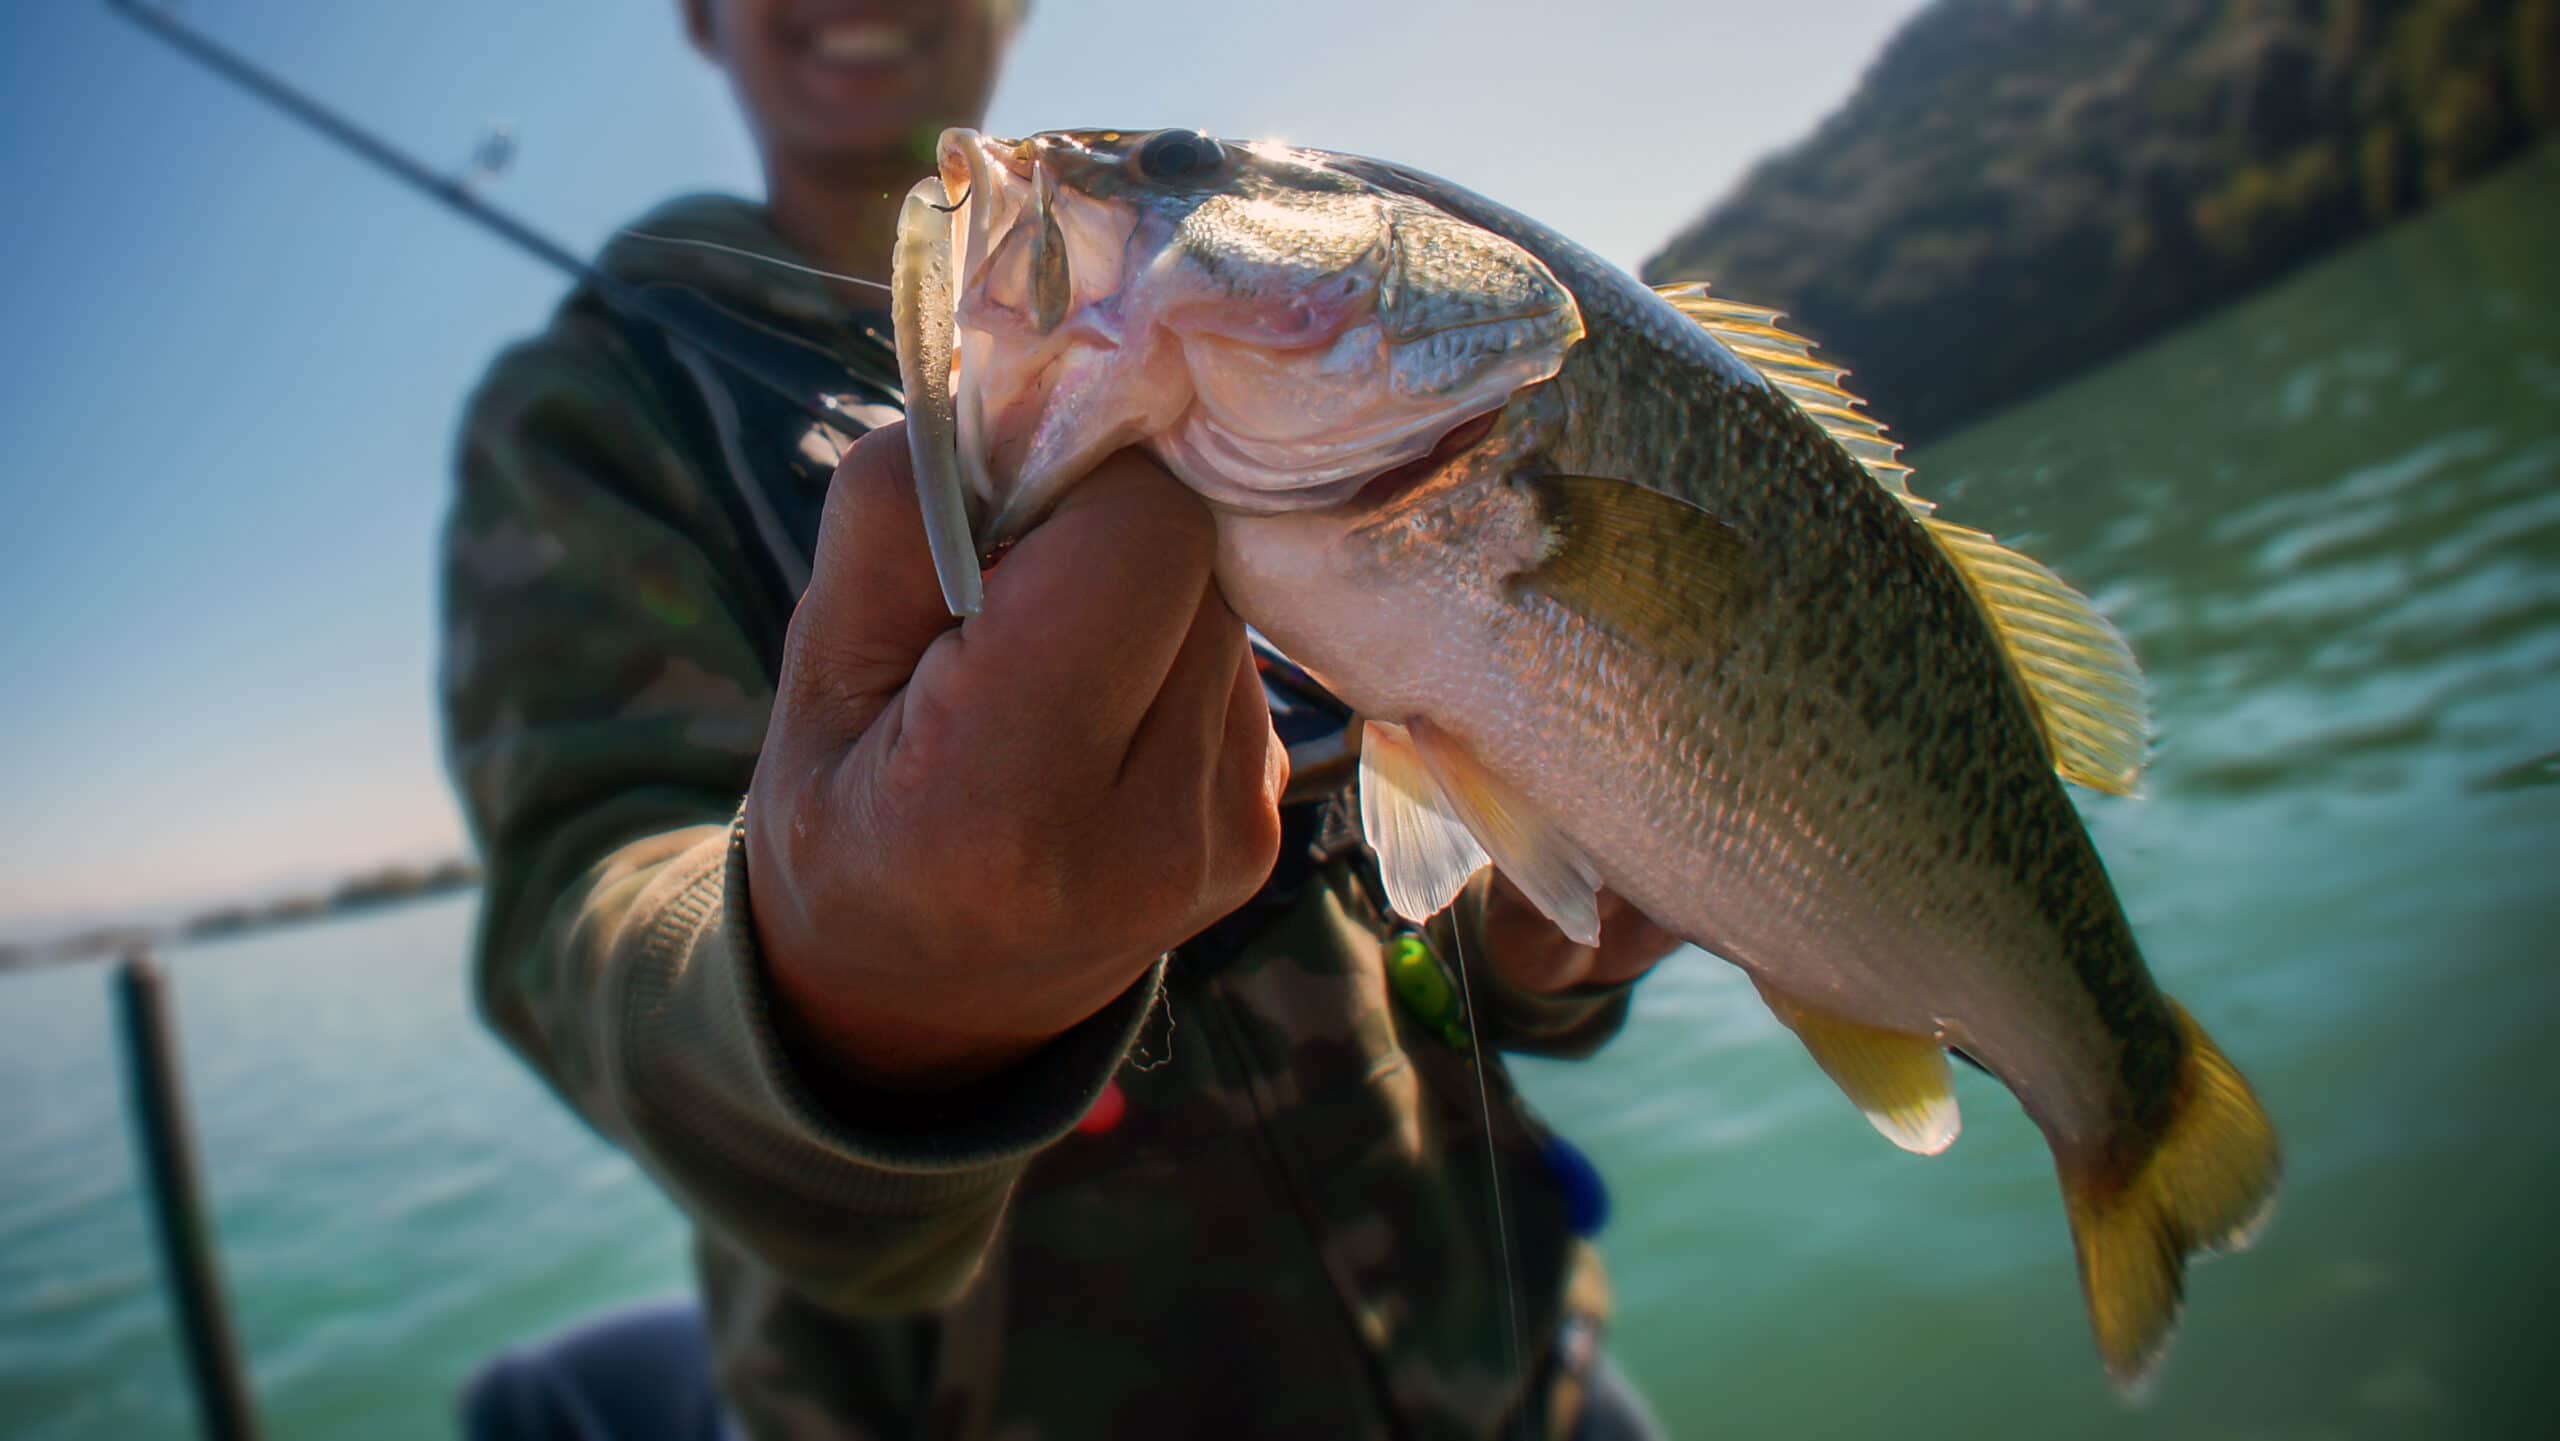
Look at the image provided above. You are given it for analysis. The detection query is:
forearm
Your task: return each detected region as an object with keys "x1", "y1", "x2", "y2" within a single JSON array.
[
  {"x1": 486, "y1": 811, "x2": 1160, "y2": 1312},
  {"x1": 445, "y1": 334, "x2": 1149, "y2": 1312}
]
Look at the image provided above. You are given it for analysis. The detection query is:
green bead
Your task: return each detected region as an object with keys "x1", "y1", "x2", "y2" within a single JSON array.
[{"x1": 1386, "y1": 934, "x2": 1459, "y2": 1030}]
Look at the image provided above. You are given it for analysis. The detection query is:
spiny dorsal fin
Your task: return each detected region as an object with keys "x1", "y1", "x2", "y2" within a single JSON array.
[
  {"x1": 1652, "y1": 281, "x2": 2151, "y2": 794},
  {"x1": 1652, "y1": 282, "x2": 1921, "y2": 506}
]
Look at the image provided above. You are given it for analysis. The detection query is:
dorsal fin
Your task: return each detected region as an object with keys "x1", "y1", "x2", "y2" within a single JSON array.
[
  {"x1": 1653, "y1": 283, "x2": 1922, "y2": 507},
  {"x1": 1652, "y1": 281, "x2": 2150, "y2": 794},
  {"x1": 1922, "y1": 519, "x2": 2149, "y2": 794}
]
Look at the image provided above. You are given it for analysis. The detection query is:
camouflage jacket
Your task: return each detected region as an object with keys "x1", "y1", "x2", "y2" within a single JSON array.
[{"x1": 442, "y1": 194, "x2": 1636, "y2": 1441}]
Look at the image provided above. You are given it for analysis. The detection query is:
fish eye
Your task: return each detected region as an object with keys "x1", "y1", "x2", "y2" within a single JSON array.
[{"x1": 1134, "y1": 128, "x2": 1223, "y2": 184}]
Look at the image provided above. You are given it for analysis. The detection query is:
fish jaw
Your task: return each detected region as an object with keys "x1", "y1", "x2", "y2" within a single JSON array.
[{"x1": 933, "y1": 127, "x2": 1584, "y2": 540}]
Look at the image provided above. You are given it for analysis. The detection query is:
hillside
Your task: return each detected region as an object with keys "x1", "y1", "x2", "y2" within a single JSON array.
[{"x1": 1645, "y1": 0, "x2": 2560, "y2": 445}]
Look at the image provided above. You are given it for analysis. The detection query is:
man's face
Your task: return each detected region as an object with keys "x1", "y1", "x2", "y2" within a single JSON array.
[{"x1": 688, "y1": 0, "x2": 1014, "y2": 166}]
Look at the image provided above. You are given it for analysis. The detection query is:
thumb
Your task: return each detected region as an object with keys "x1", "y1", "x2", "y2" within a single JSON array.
[{"x1": 777, "y1": 422, "x2": 969, "y2": 747}]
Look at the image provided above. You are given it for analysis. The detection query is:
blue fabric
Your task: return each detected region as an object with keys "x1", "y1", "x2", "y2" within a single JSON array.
[
  {"x1": 1573, "y1": 1351, "x2": 1669, "y2": 1441},
  {"x1": 459, "y1": 1298, "x2": 1663, "y2": 1441},
  {"x1": 458, "y1": 1299, "x2": 731, "y2": 1441}
]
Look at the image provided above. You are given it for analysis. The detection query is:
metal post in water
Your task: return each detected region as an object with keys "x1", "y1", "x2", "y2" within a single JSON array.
[{"x1": 113, "y1": 951, "x2": 264, "y2": 1441}]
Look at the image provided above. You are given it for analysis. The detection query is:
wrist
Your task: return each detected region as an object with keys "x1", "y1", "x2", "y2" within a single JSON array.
[
  {"x1": 735, "y1": 799, "x2": 1025, "y2": 1089},
  {"x1": 766, "y1": 948, "x2": 1057, "y2": 1092}
]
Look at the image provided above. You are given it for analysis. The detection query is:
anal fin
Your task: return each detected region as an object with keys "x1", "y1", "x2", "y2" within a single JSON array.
[{"x1": 1753, "y1": 979, "x2": 1960, "y2": 1156}]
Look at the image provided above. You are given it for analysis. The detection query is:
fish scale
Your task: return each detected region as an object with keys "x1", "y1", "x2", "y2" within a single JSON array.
[{"x1": 912, "y1": 125, "x2": 2279, "y2": 1393}]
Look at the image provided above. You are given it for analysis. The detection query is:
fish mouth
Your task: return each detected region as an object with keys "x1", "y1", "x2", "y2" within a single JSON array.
[
  {"x1": 938, "y1": 128, "x2": 1030, "y2": 197},
  {"x1": 934, "y1": 127, "x2": 1183, "y2": 545},
  {"x1": 926, "y1": 128, "x2": 1576, "y2": 545},
  {"x1": 935, "y1": 129, "x2": 1010, "y2": 226},
  {"x1": 932, "y1": 128, "x2": 1026, "y2": 535}
]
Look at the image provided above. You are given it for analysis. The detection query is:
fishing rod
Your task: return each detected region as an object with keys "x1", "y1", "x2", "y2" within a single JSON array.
[
  {"x1": 100, "y1": 0, "x2": 885, "y2": 438},
  {"x1": 100, "y1": 0, "x2": 1364, "y2": 758}
]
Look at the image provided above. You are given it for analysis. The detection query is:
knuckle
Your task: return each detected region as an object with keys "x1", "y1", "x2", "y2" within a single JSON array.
[
  {"x1": 829, "y1": 421, "x2": 910, "y2": 493},
  {"x1": 1215, "y1": 805, "x2": 1284, "y2": 912},
  {"x1": 1138, "y1": 875, "x2": 1207, "y2": 948},
  {"x1": 813, "y1": 427, "x2": 913, "y2": 551}
]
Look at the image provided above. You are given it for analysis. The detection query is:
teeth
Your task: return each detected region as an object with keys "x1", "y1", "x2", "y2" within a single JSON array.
[{"x1": 812, "y1": 22, "x2": 911, "y2": 63}]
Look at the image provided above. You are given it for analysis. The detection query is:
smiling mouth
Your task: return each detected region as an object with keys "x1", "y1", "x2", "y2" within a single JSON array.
[{"x1": 802, "y1": 20, "x2": 918, "y2": 65}]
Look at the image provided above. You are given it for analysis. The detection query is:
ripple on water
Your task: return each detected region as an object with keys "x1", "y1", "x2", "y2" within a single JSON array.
[{"x1": 2208, "y1": 427, "x2": 2503, "y2": 546}]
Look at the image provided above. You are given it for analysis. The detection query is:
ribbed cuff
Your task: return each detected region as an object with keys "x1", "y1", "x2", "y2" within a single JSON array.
[{"x1": 613, "y1": 810, "x2": 1161, "y2": 1222}]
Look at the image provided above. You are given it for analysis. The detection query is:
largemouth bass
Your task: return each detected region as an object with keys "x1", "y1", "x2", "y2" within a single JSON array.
[{"x1": 902, "y1": 125, "x2": 2280, "y2": 1390}]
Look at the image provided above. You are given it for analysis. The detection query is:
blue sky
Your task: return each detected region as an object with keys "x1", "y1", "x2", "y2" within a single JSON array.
[{"x1": 0, "y1": 0, "x2": 1923, "y2": 941}]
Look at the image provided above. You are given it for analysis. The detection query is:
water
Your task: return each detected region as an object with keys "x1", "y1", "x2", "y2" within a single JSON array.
[
  {"x1": 0, "y1": 901, "x2": 692, "y2": 1439},
  {"x1": 1517, "y1": 145, "x2": 2560, "y2": 1437},
  {"x1": 4, "y1": 148, "x2": 2555, "y2": 1440}
]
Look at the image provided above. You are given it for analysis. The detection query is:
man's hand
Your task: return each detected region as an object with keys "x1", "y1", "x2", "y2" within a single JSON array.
[
  {"x1": 745, "y1": 425, "x2": 1287, "y2": 1090},
  {"x1": 1481, "y1": 877, "x2": 1682, "y2": 996}
]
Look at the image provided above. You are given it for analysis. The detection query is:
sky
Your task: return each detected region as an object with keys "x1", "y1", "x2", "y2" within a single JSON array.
[{"x1": 0, "y1": 0, "x2": 1926, "y2": 943}]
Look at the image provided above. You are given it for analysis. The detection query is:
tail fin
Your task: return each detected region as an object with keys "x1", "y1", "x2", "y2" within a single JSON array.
[{"x1": 2061, "y1": 1001, "x2": 2280, "y2": 1395}]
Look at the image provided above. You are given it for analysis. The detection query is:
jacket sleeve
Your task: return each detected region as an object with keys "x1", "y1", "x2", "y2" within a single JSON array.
[{"x1": 441, "y1": 316, "x2": 1155, "y2": 1314}]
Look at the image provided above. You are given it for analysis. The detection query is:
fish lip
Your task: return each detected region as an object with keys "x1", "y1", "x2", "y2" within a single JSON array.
[
  {"x1": 936, "y1": 127, "x2": 1030, "y2": 209},
  {"x1": 936, "y1": 127, "x2": 1148, "y2": 546}
]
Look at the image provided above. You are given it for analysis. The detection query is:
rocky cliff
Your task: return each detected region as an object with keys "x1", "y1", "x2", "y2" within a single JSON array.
[{"x1": 1645, "y1": 0, "x2": 2559, "y2": 444}]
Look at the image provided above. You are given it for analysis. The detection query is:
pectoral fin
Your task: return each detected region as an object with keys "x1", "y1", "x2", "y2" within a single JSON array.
[
  {"x1": 1358, "y1": 719, "x2": 1490, "y2": 925},
  {"x1": 1405, "y1": 718, "x2": 1604, "y2": 946},
  {"x1": 1356, "y1": 716, "x2": 1604, "y2": 946},
  {"x1": 1753, "y1": 980, "x2": 1960, "y2": 1156},
  {"x1": 1513, "y1": 474, "x2": 1756, "y2": 664}
]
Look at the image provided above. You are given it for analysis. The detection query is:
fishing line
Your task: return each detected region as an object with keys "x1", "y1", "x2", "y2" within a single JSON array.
[
  {"x1": 101, "y1": 0, "x2": 874, "y2": 440},
  {"x1": 613, "y1": 230, "x2": 896, "y2": 294},
  {"x1": 1447, "y1": 907, "x2": 1532, "y2": 1441}
]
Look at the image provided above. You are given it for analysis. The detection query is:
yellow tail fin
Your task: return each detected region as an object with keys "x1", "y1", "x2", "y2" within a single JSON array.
[{"x1": 2062, "y1": 1002, "x2": 2280, "y2": 1394}]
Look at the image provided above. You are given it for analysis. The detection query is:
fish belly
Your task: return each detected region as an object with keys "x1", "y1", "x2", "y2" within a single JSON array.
[
  {"x1": 1222, "y1": 501, "x2": 2154, "y2": 1146},
  {"x1": 1221, "y1": 506, "x2": 1994, "y2": 1037}
]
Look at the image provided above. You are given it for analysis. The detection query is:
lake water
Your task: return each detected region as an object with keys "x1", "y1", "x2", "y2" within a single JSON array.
[{"x1": 5, "y1": 147, "x2": 2555, "y2": 1440}]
